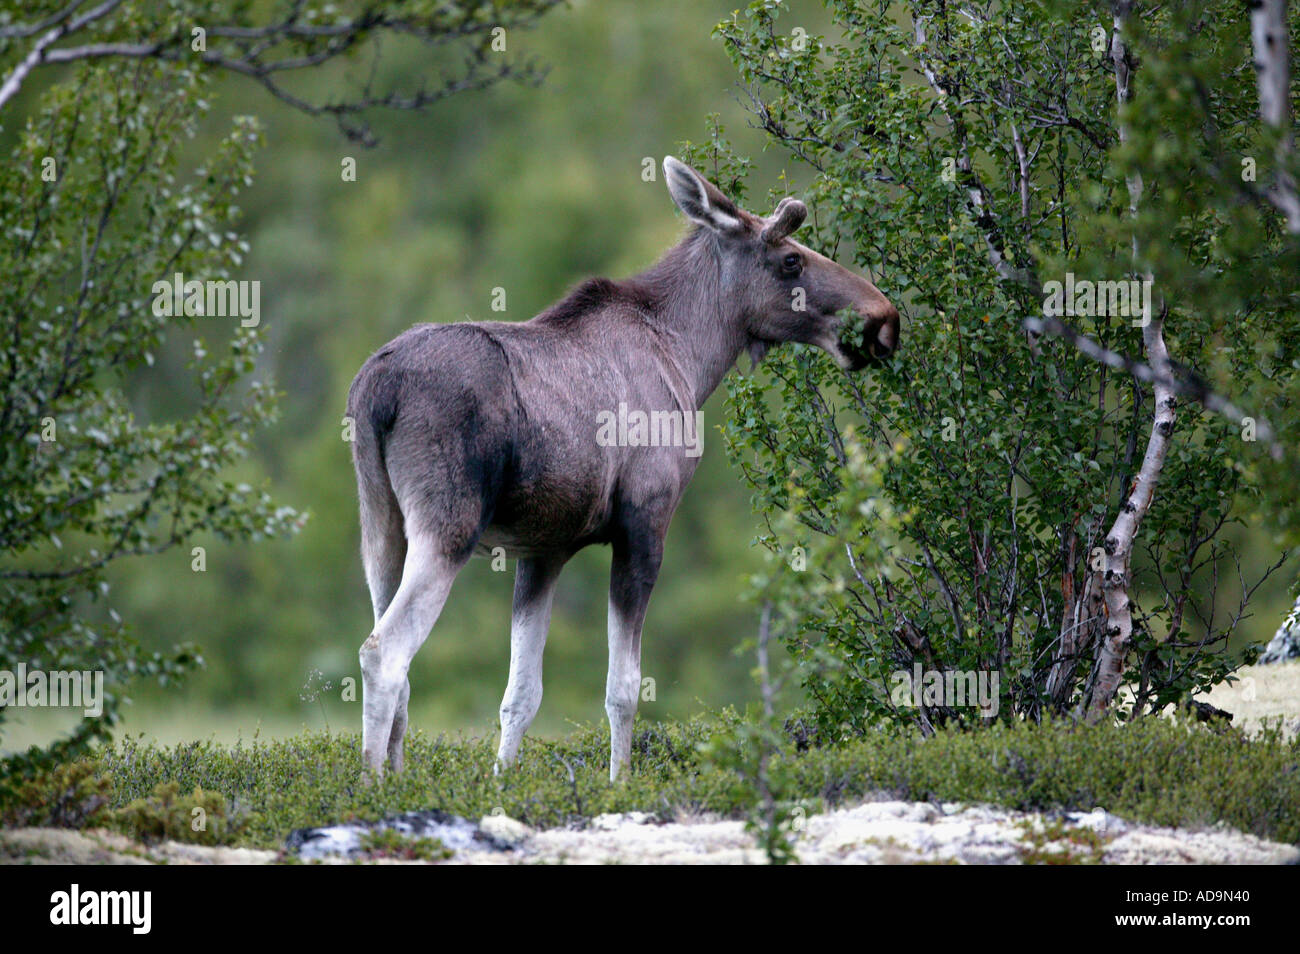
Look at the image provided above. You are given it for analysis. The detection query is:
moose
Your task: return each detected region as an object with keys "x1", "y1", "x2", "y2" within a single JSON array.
[{"x1": 347, "y1": 158, "x2": 899, "y2": 781}]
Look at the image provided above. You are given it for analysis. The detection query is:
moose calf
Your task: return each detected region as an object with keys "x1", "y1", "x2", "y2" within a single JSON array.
[{"x1": 347, "y1": 158, "x2": 899, "y2": 780}]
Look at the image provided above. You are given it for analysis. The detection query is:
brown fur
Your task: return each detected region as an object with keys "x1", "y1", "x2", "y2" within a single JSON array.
[{"x1": 346, "y1": 158, "x2": 900, "y2": 779}]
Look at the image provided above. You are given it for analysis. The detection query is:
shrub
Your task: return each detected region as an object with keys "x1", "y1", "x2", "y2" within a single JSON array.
[
  {"x1": 0, "y1": 759, "x2": 113, "y2": 829},
  {"x1": 88, "y1": 718, "x2": 1300, "y2": 850},
  {"x1": 680, "y1": 0, "x2": 1299, "y2": 735},
  {"x1": 112, "y1": 781, "x2": 249, "y2": 847}
]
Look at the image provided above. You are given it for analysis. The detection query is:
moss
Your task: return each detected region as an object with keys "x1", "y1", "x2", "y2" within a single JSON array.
[
  {"x1": 358, "y1": 828, "x2": 453, "y2": 862},
  {"x1": 1016, "y1": 819, "x2": 1106, "y2": 865}
]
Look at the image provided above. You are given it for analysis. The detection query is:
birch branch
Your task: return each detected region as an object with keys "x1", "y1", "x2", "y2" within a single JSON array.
[
  {"x1": 1023, "y1": 313, "x2": 1282, "y2": 458},
  {"x1": 0, "y1": 0, "x2": 123, "y2": 109},
  {"x1": 1029, "y1": 0, "x2": 1291, "y2": 457},
  {"x1": 912, "y1": 14, "x2": 1042, "y2": 296},
  {"x1": 1250, "y1": 0, "x2": 1300, "y2": 232},
  {"x1": 0, "y1": 1, "x2": 561, "y2": 144}
]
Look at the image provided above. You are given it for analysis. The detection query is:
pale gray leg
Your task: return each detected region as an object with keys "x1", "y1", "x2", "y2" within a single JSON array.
[{"x1": 495, "y1": 553, "x2": 567, "y2": 770}]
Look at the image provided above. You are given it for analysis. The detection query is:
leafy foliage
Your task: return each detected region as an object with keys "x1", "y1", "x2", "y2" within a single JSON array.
[
  {"x1": 0, "y1": 759, "x2": 113, "y2": 829},
  {"x1": 0, "y1": 0, "x2": 567, "y2": 765},
  {"x1": 701, "y1": 0, "x2": 1297, "y2": 735},
  {"x1": 0, "y1": 59, "x2": 299, "y2": 768}
]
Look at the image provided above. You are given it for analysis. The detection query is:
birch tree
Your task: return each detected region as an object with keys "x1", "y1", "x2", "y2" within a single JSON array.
[
  {"x1": 703, "y1": 0, "x2": 1296, "y2": 733},
  {"x1": 0, "y1": 0, "x2": 563, "y2": 770}
]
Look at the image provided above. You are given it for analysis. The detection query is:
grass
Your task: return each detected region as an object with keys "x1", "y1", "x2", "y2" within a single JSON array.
[
  {"x1": 0, "y1": 698, "x2": 496, "y2": 755},
  {"x1": 66, "y1": 711, "x2": 1300, "y2": 851},
  {"x1": 8, "y1": 660, "x2": 1291, "y2": 759}
]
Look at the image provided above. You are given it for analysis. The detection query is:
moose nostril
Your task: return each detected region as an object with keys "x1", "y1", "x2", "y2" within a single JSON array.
[{"x1": 873, "y1": 312, "x2": 898, "y2": 356}]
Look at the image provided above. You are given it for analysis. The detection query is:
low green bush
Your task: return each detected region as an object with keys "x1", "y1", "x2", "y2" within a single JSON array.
[
  {"x1": 0, "y1": 759, "x2": 113, "y2": 829},
  {"x1": 112, "y1": 781, "x2": 251, "y2": 847},
  {"x1": 0, "y1": 715, "x2": 1289, "y2": 853},
  {"x1": 96, "y1": 716, "x2": 732, "y2": 848},
  {"x1": 780, "y1": 717, "x2": 1300, "y2": 845},
  {"x1": 80, "y1": 714, "x2": 1300, "y2": 851}
]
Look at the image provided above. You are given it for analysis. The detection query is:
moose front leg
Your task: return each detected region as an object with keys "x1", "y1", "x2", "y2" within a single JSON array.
[
  {"x1": 606, "y1": 530, "x2": 663, "y2": 781},
  {"x1": 495, "y1": 552, "x2": 567, "y2": 772}
]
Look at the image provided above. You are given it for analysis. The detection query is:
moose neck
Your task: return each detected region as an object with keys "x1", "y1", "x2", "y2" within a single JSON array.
[{"x1": 626, "y1": 228, "x2": 749, "y2": 410}]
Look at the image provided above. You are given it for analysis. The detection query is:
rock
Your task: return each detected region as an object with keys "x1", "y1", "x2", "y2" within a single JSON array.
[
  {"x1": 0, "y1": 827, "x2": 276, "y2": 865},
  {"x1": 1063, "y1": 808, "x2": 1129, "y2": 836},
  {"x1": 284, "y1": 809, "x2": 513, "y2": 861},
  {"x1": 1103, "y1": 826, "x2": 1298, "y2": 865},
  {"x1": 532, "y1": 813, "x2": 757, "y2": 864},
  {"x1": 0, "y1": 828, "x2": 151, "y2": 865},
  {"x1": 152, "y1": 841, "x2": 276, "y2": 865},
  {"x1": 9, "y1": 799, "x2": 1298, "y2": 865},
  {"x1": 509, "y1": 800, "x2": 1298, "y2": 865},
  {"x1": 589, "y1": 811, "x2": 654, "y2": 831},
  {"x1": 1261, "y1": 594, "x2": 1300, "y2": 664},
  {"x1": 479, "y1": 813, "x2": 532, "y2": 846}
]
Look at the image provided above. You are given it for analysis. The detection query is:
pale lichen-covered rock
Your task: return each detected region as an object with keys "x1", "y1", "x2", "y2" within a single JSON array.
[
  {"x1": 1261, "y1": 594, "x2": 1300, "y2": 663},
  {"x1": 285, "y1": 809, "x2": 509, "y2": 861},
  {"x1": 490, "y1": 800, "x2": 1299, "y2": 865},
  {"x1": 588, "y1": 811, "x2": 654, "y2": 831},
  {"x1": 1193, "y1": 659, "x2": 1300, "y2": 736},
  {"x1": 478, "y1": 813, "x2": 532, "y2": 846},
  {"x1": 7, "y1": 799, "x2": 1295, "y2": 865},
  {"x1": 0, "y1": 827, "x2": 275, "y2": 865},
  {"x1": 1103, "y1": 826, "x2": 1298, "y2": 865},
  {"x1": 1, "y1": 828, "x2": 151, "y2": 865},
  {"x1": 150, "y1": 841, "x2": 277, "y2": 865}
]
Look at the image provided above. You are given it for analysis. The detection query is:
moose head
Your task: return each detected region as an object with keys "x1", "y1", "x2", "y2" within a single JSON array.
[{"x1": 662, "y1": 156, "x2": 899, "y2": 372}]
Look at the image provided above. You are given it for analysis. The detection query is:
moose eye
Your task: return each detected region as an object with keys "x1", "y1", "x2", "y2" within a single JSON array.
[{"x1": 781, "y1": 253, "x2": 802, "y2": 275}]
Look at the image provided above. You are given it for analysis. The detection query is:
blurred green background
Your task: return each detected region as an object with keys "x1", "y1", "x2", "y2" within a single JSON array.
[
  {"x1": 5, "y1": 0, "x2": 813, "y2": 750},
  {"x1": 4, "y1": 0, "x2": 1292, "y2": 751}
]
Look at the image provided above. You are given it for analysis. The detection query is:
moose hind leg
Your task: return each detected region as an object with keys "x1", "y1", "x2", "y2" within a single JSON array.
[
  {"x1": 360, "y1": 490, "x2": 407, "y2": 625},
  {"x1": 606, "y1": 532, "x2": 663, "y2": 781},
  {"x1": 355, "y1": 431, "x2": 407, "y2": 625},
  {"x1": 495, "y1": 553, "x2": 567, "y2": 771},
  {"x1": 387, "y1": 678, "x2": 411, "y2": 773},
  {"x1": 360, "y1": 532, "x2": 464, "y2": 778}
]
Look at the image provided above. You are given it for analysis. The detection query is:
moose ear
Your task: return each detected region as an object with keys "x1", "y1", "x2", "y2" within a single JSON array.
[
  {"x1": 663, "y1": 156, "x2": 744, "y2": 233},
  {"x1": 760, "y1": 197, "x2": 808, "y2": 244}
]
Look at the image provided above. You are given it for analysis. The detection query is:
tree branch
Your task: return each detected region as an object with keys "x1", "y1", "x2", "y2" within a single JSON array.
[
  {"x1": 912, "y1": 14, "x2": 1042, "y2": 296},
  {"x1": 1250, "y1": 0, "x2": 1300, "y2": 232},
  {"x1": 0, "y1": 0, "x2": 123, "y2": 109},
  {"x1": 0, "y1": 1, "x2": 563, "y2": 144},
  {"x1": 1022, "y1": 313, "x2": 1283, "y2": 458}
]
